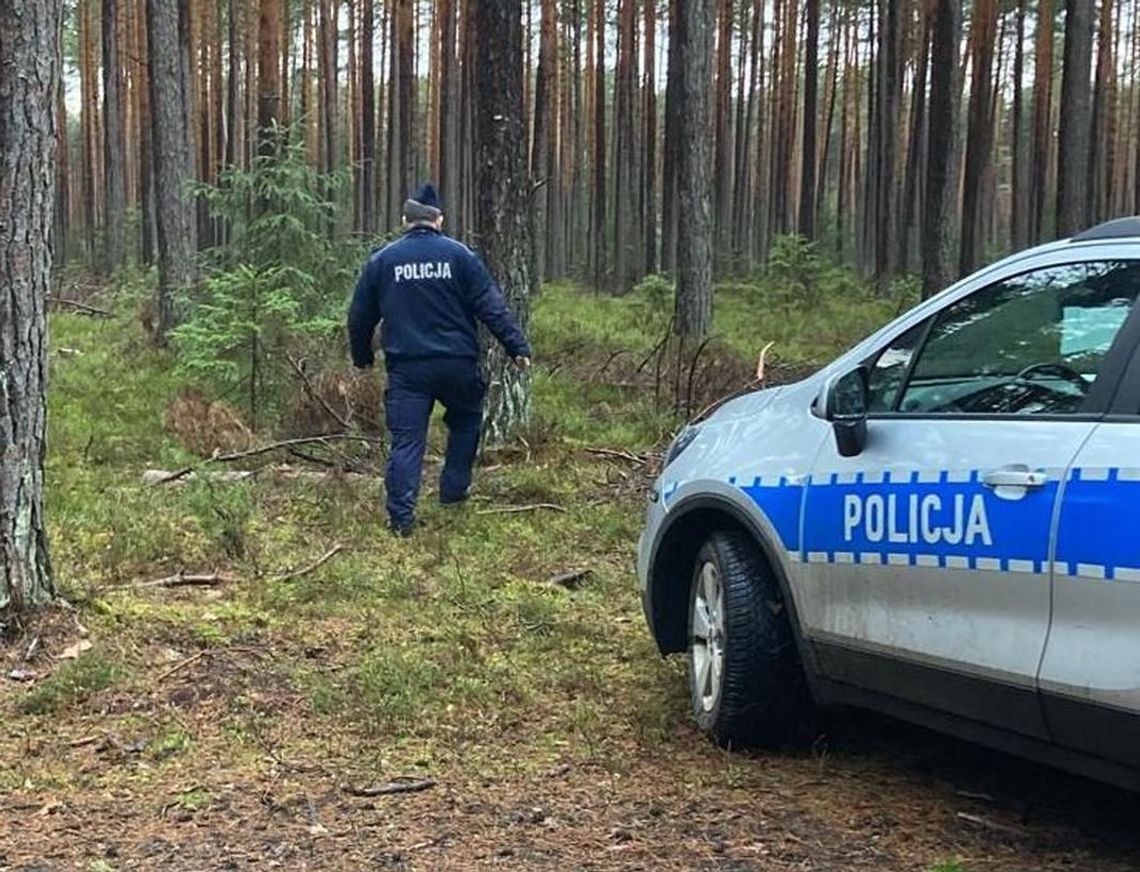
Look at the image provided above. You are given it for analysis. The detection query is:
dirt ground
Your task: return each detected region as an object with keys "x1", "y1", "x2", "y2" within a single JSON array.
[{"x1": 3, "y1": 632, "x2": 1138, "y2": 872}]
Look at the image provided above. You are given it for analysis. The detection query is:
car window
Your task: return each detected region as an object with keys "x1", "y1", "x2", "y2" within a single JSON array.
[
  {"x1": 896, "y1": 262, "x2": 1140, "y2": 415},
  {"x1": 866, "y1": 320, "x2": 928, "y2": 412}
]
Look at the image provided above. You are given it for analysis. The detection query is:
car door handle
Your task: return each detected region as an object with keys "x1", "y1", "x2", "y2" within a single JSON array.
[{"x1": 982, "y1": 468, "x2": 1048, "y2": 488}]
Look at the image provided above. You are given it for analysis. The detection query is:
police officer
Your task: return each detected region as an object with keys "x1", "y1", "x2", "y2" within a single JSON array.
[{"x1": 347, "y1": 184, "x2": 532, "y2": 536}]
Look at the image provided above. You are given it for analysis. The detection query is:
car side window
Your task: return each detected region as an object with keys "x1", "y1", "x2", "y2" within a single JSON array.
[
  {"x1": 866, "y1": 321, "x2": 928, "y2": 412},
  {"x1": 895, "y1": 262, "x2": 1140, "y2": 415}
]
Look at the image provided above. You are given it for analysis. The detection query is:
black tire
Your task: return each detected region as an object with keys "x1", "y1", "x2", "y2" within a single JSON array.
[{"x1": 687, "y1": 528, "x2": 805, "y2": 747}]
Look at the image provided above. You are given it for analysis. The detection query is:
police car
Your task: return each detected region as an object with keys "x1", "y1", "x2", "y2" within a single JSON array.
[{"x1": 637, "y1": 217, "x2": 1140, "y2": 789}]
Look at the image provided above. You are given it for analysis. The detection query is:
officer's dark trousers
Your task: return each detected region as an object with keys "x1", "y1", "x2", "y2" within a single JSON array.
[{"x1": 384, "y1": 357, "x2": 484, "y2": 528}]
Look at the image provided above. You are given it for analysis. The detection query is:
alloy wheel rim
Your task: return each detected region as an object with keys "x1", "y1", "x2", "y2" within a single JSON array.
[{"x1": 692, "y1": 560, "x2": 726, "y2": 713}]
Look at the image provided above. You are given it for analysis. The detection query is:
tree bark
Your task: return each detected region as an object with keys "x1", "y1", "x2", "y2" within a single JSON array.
[
  {"x1": 360, "y1": 0, "x2": 376, "y2": 233},
  {"x1": 439, "y1": 0, "x2": 459, "y2": 227},
  {"x1": 644, "y1": 0, "x2": 658, "y2": 274},
  {"x1": 532, "y1": 0, "x2": 557, "y2": 282},
  {"x1": 798, "y1": 0, "x2": 820, "y2": 239},
  {"x1": 102, "y1": 0, "x2": 127, "y2": 273},
  {"x1": 713, "y1": 0, "x2": 733, "y2": 253},
  {"x1": 258, "y1": 0, "x2": 283, "y2": 156},
  {"x1": 614, "y1": 0, "x2": 640, "y2": 290},
  {"x1": 661, "y1": 0, "x2": 681, "y2": 273},
  {"x1": 592, "y1": 0, "x2": 606, "y2": 288},
  {"x1": 921, "y1": 0, "x2": 960, "y2": 297},
  {"x1": 898, "y1": 7, "x2": 929, "y2": 272},
  {"x1": 1010, "y1": 0, "x2": 1028, "y2": 248},
  {"x1": 1031, "y1": 0, "x2": 1054, "y2": 242},
  {"x1": 475, "y1": 0, "x2": 533, "y2": 446},
  {"x1": 148, "y1": 0, "x2": 198, "y2": 340},
  {"x1": 1090, "y1": 0, "x2": 1114, "y2": 222},
  {"x1": 959, "y1": 0, "x2": 996, "y2": 275},
  {"x1": 1057, "y1": 0, "x2": 1093, "y2": 237},
  {"x1": 0, "y1": 0, "x2": 58, "y2": 612},
  {"x1": 674, "y1": 0, "x2": 714, "y2": 338}
]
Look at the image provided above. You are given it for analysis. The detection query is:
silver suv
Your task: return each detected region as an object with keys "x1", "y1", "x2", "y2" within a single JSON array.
[{"x1": 637, "y1": 218, "x2": 1140, "y2": 789}]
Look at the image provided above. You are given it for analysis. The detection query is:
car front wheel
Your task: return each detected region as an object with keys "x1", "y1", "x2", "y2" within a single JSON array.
[{"x1": 688, "y1": 528, "x2": 805, "y2": 747}]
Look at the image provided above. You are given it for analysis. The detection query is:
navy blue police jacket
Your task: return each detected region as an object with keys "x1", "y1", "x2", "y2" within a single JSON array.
[{"x1": 347, "y1": 226, "x2": 532, "y2": 369}]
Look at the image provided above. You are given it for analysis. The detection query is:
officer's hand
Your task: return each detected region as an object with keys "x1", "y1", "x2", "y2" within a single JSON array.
[{"x1": 513, "y1": 356, "x2": 532, "y2": 372}]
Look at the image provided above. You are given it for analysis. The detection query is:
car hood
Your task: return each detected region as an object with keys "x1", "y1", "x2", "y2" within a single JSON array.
[{"x1": 705, "y1": 384, "x2": 789, "y2": 423}]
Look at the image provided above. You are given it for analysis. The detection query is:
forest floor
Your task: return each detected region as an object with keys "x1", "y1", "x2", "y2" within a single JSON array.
[{"x1": 2, "y1": 279, "x2": 1139, "y2": 871}]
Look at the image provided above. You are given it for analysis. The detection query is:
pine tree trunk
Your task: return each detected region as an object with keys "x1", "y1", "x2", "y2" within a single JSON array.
[
  {"x1": 102, "y1": 0, "x2": 127, "y2": 273},
  {"x1": 644, "y1": 0, "x2": 658, "y2": 274},
  {"x1": 674, "y1": 0, "x2": 714, "y2": 338},
  {"x1": 1057, "y1": 0, "x2": 1093, "y2": 236},
  {"x1": 258, "y1": 0, "x2": 283, "y2": 155},
  {"x1": 959, "y1": 0, "x2": 995, "y2": 275},
  {"x1": 318, "y1": 0, "x2": 337, "y2": 176},
  {"x1": 475, "y1": 0, "x2": 533, "y2": 447},
  {"x1": 921, "y1": 0, "x2": 961, "y2": 297},
  {"x1": 592, "y1": 0, "x2": 606, "y2": 288},
  {"x1": 301, "y1": 0, "x2": 313, "y2": 159},
  {"x1": 898, "y1": 8, "x2": 929, "y2": 272},
  {"x1": 532, "y1": 0, "x2": 557, "y2": 282},
  {"x1": 1031, "y1": 0, "x2": 1054, "y2": 242},
  {"x1": 798, "y1": 0, "x2": 820, "y2": 239},
  {"x1": 55, "y1": 66, "x2": 71, "y2": 258},
  {"x1": 280, "y1": 0, "x2": 291, "y2": 128},
  {"x1": 713, "y1": 0, "x2": 733, "y2": 254},
  {"x1": 80, "y1": 0, "x2": 99, "y2": 260},
  {"x1": 136, "y1": 0, "x2": 156, "y2": 262},
  {"x1": 874, "y1": 0, "x2": 901, "y2": 279},
  {"x1": 1010, "y1": 0, "x2": 1027, "y2": 247},
  {"x1": 361, "y1": 0, "x2": 376, "y2": 233},
  {"x1": 1, "y1": 0, "x2": 59, "y2": 613},
  {"x1": 439, "y1": 0, "x2": 459, "y2": 223},
  {"x1": 614, "y1": 0, "x2": 640, "y2": 291},
  {"x1": 148, "y1": 0, "x2": 198, "y2": 339},
  {"x1": 660, "y1": 0, "x2": 681, "y2": 273},
  {"x1": 1090, "y1": 0, "x2": 1114, "y2": 222},
  {"x1": 387, "y1": 0, "x2": 414, "y2": 227}
]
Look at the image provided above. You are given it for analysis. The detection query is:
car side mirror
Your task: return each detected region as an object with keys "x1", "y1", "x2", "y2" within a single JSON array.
[{"x1": 822, "y1": 366, "x2": 870, "y2": 458}]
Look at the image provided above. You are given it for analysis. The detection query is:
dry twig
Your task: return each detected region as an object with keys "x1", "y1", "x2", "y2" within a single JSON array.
[
  {"x1": 549, "y1": 569, "x2": 592, "y2": 590},
  {"x1": 156, "y1": 651, "x2": 209, "y2": 682},
  {"x1": 586, "y1": 447, "x2": 644, "y2": 464},
  {"x1": 340, "y1": 778, "x2": 436, "y2": 797},
  {"x1": 134, "y1": 572, "x2": 233, "y2": 589},
  {"x1": 284, "y1": 353, "x2": 352, "y2": 431},
  {"x1": 271, "y1": 544, "x2": 347, "y2": 583},
  {"x1": 476, "y1": 503, "x2": 566, "y2": 516},
  {"x1": 46, "y1": 296, "x2": 113, "y2": 317},
  {"x1": 153, "y1": 434, "x2": 384, "y2": 484}
]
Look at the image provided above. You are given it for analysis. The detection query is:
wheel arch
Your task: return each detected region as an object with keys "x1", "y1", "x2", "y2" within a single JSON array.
[{"x1": 646, "y1": 493, "x2": 815, "y2": 678}]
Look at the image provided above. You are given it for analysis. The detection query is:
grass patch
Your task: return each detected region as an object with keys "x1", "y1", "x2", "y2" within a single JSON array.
[{"x1": 19, "y1": 650, "x2": 124, "y2": 716}]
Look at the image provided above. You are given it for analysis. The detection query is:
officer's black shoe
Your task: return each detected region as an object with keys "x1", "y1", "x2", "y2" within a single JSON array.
[
  {"x1": 439, "y1": 492, "x2": 470, "y2": 507},
  {"x1": 389, "y1": 519, "x2": 416, "y2": 538}
]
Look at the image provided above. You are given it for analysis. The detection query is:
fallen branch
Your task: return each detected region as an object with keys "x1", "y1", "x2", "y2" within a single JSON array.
[
  {"x1": 142, "y1": 467, "x2": 371, "y2": 486},
  {"x1": 476, "y1": 503, "x2": 566, "y2": 516},
  {"x1": 284, "y1": 353, "x2": 352, "y2": 431},
  {"x1": 272, "y1": 544, "x2": 347, "y2": 583},
  {"x1": 156, "y1": 651, "x2": 209, "y2": 682},
  {"x1": 549, "y1": 569, "x2": 592, "y2": 590},
  {"x1": 586, "y1": 447, "x2": 644, "y2": 464},
  {"x1": 956, "y1": 812, "x2": 1026, "y2": 837},
  {"x1": 134, "y1": 572, "x2": 233, "y2": 589},
  {"x1": 340, "y1": 778, "x2": 436, "y2": 798},
  {"x1": 46, "y1": 296, "x2": 113, "y2": 318},
  {"x1": 152, "y1": 434, "x2": 384, "y2": 485}
]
